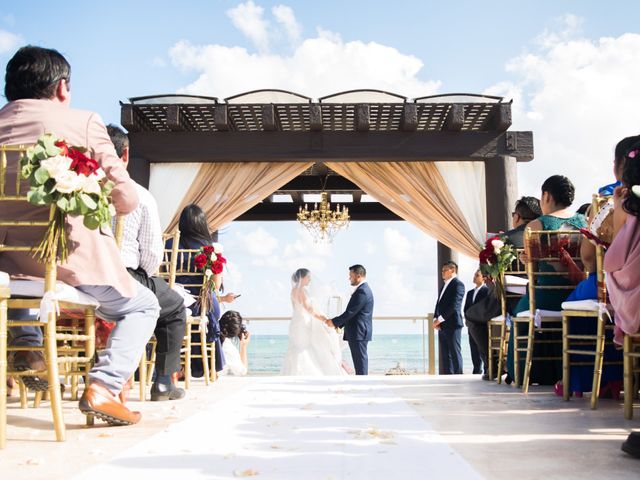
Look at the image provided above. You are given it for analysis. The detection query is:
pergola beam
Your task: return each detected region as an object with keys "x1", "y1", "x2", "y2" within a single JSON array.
[
  {"x1": 237, "y1": 202, "x2": 401, "y2": 221},
  {"x1": 129, "y1": 131, "x2": 533, "y2": 163}
]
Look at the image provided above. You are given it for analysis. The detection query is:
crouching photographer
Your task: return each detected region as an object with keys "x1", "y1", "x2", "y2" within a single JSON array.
[{"x1": 219, "y1": 310, "x2": 250, "y2": 376}]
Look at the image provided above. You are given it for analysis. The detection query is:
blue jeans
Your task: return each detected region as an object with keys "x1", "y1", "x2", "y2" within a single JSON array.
[{"x1": 10, "y1": 283, "x2": 159, "y2": 394}]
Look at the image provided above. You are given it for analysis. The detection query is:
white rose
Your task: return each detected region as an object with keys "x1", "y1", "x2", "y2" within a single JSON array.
[
  {"x1": 205, "y1": 269, "x2": 213, "y2": 278},
  {"x1": 41, "y1": 155, "x2": 73, "y2": 178},
  {"x1": 53, "y1": 170, "x2": 81, "y2": 194},
  {"x1": 94, "y1": 168, "x2": 106, "y2": 181},
  {"x1": 212, "y1": 242, "x2": 224, "y2": 254},
  {"x1": 210, "y1": 253, "x2": 217, "y2": 262},
  {"x1": 491, "y1": 239, "x2": 504, "y2": 253},
  {"x1": 79, "y1": 175, "x2": 101, "y2": 195}
]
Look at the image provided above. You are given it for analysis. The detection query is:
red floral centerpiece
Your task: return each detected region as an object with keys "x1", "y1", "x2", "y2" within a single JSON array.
[
  {"x1": 479, "y1": 234, "x2": 516, "y2": 301},
  {"x1": 20, "y1": 133, "x2": 115, "y2": 263}
]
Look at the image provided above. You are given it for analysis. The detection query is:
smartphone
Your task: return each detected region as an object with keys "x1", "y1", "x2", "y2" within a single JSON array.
[{"x1": 234, "y1": 294, "x2": 241, "y2": 298}]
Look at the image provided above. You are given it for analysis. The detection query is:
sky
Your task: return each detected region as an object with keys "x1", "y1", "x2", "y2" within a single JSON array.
[{"x1": 2, "y1": 1, "x2": 640, "y2": 334}]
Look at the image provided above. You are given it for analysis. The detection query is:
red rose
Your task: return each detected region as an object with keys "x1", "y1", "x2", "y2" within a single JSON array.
[
  {"x1": 68, "y1": 148, "x2": 99, "y2": 176},
  {"x1": 55, "y1": 140, "x2": 69, "y2": 157},
  {"x1": 202, "y1": 245, "x2": 214, "y2": 255},
  {"x1": 194, "y1": 253, "x2": 208, "y2": 270},
  {"x1": 212, "y1": 260, "x2": 224, "y2": 274}
]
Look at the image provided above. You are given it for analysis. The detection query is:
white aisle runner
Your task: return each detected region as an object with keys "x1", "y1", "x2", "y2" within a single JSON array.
[{"x1": 74, "y1": 376, "x2": 483, "y2": 480}]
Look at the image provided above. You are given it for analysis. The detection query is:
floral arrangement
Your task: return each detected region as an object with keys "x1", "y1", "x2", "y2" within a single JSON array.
[
  {"x1": 479, "y1": 234, "x2": 516, "y2": 300},
  {"x1": 193, "y1": 243, "x2": 227, "y2": 313},
  {"x1": 20, "y1": 134, "x2": 115, "y2": 263}
]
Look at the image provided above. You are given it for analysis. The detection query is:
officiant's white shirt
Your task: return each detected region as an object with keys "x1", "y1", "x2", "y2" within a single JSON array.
[{"x1": 438, "y1": 274, "x2": 457, "y2": 302}]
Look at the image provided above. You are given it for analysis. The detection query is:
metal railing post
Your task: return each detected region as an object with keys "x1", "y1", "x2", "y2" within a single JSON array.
[{"x1": 428, "y1": 313, "x2": 436, "y2": 375}]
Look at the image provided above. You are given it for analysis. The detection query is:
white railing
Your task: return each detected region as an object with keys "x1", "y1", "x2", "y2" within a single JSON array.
[{"x1": 243, "y1": 314, "x2": 436, "y2": 374}]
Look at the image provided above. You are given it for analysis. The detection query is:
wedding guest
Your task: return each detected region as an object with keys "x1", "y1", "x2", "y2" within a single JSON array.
[
  {"x1": 168, "y1": 204, "x2": 236, "y2": 376},
  {"x1": 463, "y1": 270, "x2": 489, "y2": 378},
  {"x1": 434, "y1": 261, "x2": 465, "y2": 374},
  {"x1": 604, "y1": 139, "x2": 640, "y2": 346},
  {"x1": 0, "y1": 45, "x2": 159, "y2": 425},
  {"x1": 507, "y1": 175, "x2": 586, "y2": 386},
  {"x1": 107, "y1": 125, "x2": 186, "y2": 401},
  {"x1": 219, "y1": 310, "x2": 250, "y2": 376},
  {"x1": 504, "y1": 196, "x2": 542, "y2": 248}
]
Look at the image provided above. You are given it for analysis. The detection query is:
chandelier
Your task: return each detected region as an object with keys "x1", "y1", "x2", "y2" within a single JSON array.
[{"x1": 297, "y1": 191, "x2": 350, "y2": 242}]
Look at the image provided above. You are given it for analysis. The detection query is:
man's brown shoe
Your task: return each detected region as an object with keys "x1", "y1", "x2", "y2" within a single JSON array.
[
  {"x1": 9, "y1": 351, "x2": 48, "y2": 391},
  {"x1": 79, "y1": 383, "x2": 141, "y2": 426}
]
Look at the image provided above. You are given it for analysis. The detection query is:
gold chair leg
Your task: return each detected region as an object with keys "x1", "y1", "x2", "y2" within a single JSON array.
[
  {"x1": 513, "y1": 321, "x2": 521, "y2": 388},
  {"x1": 591, "y1": 315, "x2": 605, "y2": 410},
  {"x1": 522, "y1": 320, "x2": 535, "y2": 394},
  {"x1": 139, "y1": 354, "x2": 147, "y2": 402},
  {"x1": 562, "y1": 315, "x2": 570, "y2": 401},
  {"x1": 201, "y1": 328, "x2": 210, "y2": 386},
  {"x1": 209, "y1": 342, "x2": 217, "y2": 383},
  {"x1": 184, "y1": 323, "x2": 192, "y2": 390},
  {"x1": 84, "y1": 308, "x2": 95, "y2": 393},
  {"x1": 497, "y1": 323, "x2": 507, "y2": 385},
  {"x1": 487, "y1": 324, "x2": 494, "y2": 381},
  {"x1": 19, "y1": 380, "x2": 27, "y2": 409},
  {"x1": 0, "y1": 297, "x2": 7, "y2": 449},
  {"x1": 624, "y1": 334, "x2": 633, "y2": 419},
  {"x1": 45, "y1": 319, "x2": 65, "y2": 441},
  {"x1": 34, "y1": 390, "x2": 43, "y2": 408}
]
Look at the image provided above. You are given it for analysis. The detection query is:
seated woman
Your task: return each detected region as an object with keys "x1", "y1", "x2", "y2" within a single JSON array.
[
  {"x1": 605, "y1": 139, "x2": 640, "y2": 346},
  {"x1": 507, "y1": 175, "x2": 587, "y2": 386},
  {"x1": 219, "y1": 310, "x2": 249, "y2": 376},
  {"x1": 562, "y1": 137, "x2": 640, "y2": 396},
  {"x1": 167, "y1": 204, "x2": 236, "y2": 377}
]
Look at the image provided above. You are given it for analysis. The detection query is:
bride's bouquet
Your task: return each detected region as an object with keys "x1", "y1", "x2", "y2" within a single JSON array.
[{"x1": 20, "y1": 133, "x2": 116, "y2": 263}]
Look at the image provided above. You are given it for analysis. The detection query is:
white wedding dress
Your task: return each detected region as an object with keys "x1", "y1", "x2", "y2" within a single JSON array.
[{"x1": 281, "y1": 297, "x2": 347, "y2": 376}]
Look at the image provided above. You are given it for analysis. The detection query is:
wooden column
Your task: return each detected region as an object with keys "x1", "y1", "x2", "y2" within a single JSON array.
[
  {"x1": 128, "y1": 156, "x2": 150, "y2": 188},
  {"x1": 484, "y1": 155, "x2": 518, "y2": 234},
  {"x1": 436, "y1": 242, "x2": 459, "y2": 292}
]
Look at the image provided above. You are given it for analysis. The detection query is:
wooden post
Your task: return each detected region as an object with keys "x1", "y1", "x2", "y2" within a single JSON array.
[
  {"x1": 484, "y1": 155, "x2": 518, "y2": 234},
  {"x1": 127, "y1": 155, "x2": 150, "y2": 189}
]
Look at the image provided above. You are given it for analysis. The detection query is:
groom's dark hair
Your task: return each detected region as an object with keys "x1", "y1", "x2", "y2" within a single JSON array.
[{"x1": 349, "y1": 264, "x2": 366, "y2": 277}]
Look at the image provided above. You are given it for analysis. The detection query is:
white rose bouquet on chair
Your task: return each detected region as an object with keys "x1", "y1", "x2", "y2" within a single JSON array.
[
  {"x1": 20, "y1": 133, "x2": 116, "y2": 263},
  {"x1": 479, "y1": 234, "x2": 516, "y2": 301}
]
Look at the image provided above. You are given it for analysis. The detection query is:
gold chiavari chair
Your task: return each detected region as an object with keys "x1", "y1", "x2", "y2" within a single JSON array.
[
  {"x1": 513, "y1": 228, "x2": 585, "y2": 393},
  {"x1": 488, "y1": 248, "x2": 526, "y2": 383},
  {"x1": 0, "y1": 273, "x2": 8, "y2": 448},
  {"x1": 172, "y1": 248, "x2": 210, "y2": 389},
  {"x1": 623, "y1": 331, "x2": 640, "y2": 419},
  {"x1": 561, "y1": 195, "x2": 620, "y2": 409},
  {"x1": 0, "y1": 144, "x2": 98, "y2": 442}
]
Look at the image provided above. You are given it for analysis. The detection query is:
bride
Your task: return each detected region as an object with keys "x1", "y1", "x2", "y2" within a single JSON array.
[{"x1": 281, "y1": 268, "x2": 348, "y2": 376}]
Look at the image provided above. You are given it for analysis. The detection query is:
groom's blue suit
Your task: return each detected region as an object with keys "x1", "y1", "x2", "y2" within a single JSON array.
[{"x1": 331, "y1": 282, "x2": 374, "y2": 375}]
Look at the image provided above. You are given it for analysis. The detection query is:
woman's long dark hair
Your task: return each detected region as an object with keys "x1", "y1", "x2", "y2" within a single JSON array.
[
  {"x1": 179, "y1": 204, "x2": 212, "y2": 246},
  {"x1": 622, "y1": 139, "x2": 640, "y2": 219}
]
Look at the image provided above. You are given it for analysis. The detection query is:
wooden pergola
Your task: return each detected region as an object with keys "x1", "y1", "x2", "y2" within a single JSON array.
[{"x1": 121, "y1": 89, "x2": 533, "y2": 270}]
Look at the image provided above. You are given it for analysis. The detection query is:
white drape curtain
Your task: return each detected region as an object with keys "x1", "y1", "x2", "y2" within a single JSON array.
[
  {"x1": 435, "y1": 161, "x2": 486, "y2": 245},
  {"x1": 149, "y1": 163, "x2": 200, "y2": 230}
]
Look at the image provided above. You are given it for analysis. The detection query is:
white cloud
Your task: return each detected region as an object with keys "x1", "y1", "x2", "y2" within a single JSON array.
[
  {"x1": 151, "y1": 56, "x2": 166, "y2": 67},
  {"x1": 169, "y1": 8, "x2": 440, "y2": 99},
  {"x1": 0, "y1": 29, "x2": 21, "y2": 54},
  {"x1": 235, "y1": 226, "x2": 279, "y2": 256},
  {"x1": 383, "y1": 228, "x2": 412, "y2": 263},
  {"x1": 272, "y1": 4, "x2": 301, "y2": 45},
  {"x1": 226, "y1": 1, "x2": 270, "y2": 53},
  {"x1": 535, "y1": 13, "x2": 584, "y2": 49},
  {"x1": 487, "y1": 21, "x2": 640, "y2": 205}
]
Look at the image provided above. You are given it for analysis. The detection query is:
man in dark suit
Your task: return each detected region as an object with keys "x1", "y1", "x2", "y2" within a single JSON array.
[
  {"x1": 434, "y1": 261, "x2": 465, "y2": 374},
  {"x1": 326, "y1": 264, "x2": 374, "y2": 375},
  {"x1": 464, "y1": 270, "x2": 489, "y2": 377}
]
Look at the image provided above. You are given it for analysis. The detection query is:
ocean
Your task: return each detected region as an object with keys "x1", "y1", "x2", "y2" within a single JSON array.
[{"x1": 247, "y1": 332, "x2": 477, "y2": 375}]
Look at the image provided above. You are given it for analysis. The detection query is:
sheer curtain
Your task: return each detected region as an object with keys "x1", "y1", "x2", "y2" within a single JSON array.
[
  {"x1": 164, "y1": 162, "x2": 314, "y2": 233},
  {"x1": 327, "y1": 161, "x2": 482, "y2": 257},
  {"x1": 149, "y1": 163, "x2": 201, "y2": 230}
]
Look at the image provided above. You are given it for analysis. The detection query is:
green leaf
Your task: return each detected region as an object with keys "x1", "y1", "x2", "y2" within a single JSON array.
[
  {"x1": 27, "y1": 188, "x2": 48, "y2": 205},
  {"x1": 79, "y1": 193, "x2": 97, "y2": 210},
  {"x1": 67, "y1": 195, "x2": 79, "y2": 214},
  {"x1": 83, "y1": 214, "x2": 100, "y2": 230},
  {"x1": 56, "y1": 197, "x2": 69, "y2": 211},
  {"x1": 33, "y1": 144, "x2": 47, "y2": 160},
  {"x1": 34, "y1": 166, "x2": 50, "y2": 185},
  {"x1": 42, "y1": 134, "x2": 61, "y2": 157}
]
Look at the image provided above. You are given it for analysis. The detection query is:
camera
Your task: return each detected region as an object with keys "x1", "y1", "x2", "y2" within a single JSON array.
[{"x1": 239, "y1": 323, "x2": 249, "y2": 339}]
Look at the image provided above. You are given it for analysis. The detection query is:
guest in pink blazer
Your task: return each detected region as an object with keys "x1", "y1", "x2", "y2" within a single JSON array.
[{"x1": 0, "y1": 46, "x2": 159, "y2": 425}]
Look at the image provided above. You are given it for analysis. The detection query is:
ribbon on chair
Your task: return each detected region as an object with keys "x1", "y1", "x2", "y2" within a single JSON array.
[
  {"x1": 598, "y1": 302, "x2": 613, "y2": 324},
  {"x1": 38, "y1": 291, "x2": 60, "y2": 323},
  {"x1": 534, "y1": 309, "x2": 542, "y2": 328}
]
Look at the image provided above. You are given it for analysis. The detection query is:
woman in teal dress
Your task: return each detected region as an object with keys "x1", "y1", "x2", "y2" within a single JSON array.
[{"x1": 507, "y1": 175, "x2": 587, "y2": 386}]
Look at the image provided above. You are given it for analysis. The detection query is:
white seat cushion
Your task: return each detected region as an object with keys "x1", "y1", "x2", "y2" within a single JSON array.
[
  {"x1": 516, "y1": 309, "x2": 563, "y2": 318},
  {"x1": 561, "y1": 299, "x2": 599, "y2": 311},
  {"x1": 0, "y1": 271, "x2": 9, "y2": 288},
  {"x1": 489, "y1": 314, "x2": 505, "y2": 322},
  {"x1": 505, "y1": 274, "x2": 528, "y2": 294},
  {"x1": 9, "y1": 278, "x2": 100, "y2": 306}
]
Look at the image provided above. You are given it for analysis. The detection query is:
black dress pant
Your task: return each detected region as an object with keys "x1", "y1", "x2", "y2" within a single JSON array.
[
  {"x1": 467, "y1": 322, "x2": 489, "y2": 375},
  {"x1": 348, "y1": 340, "x2": 369, "y2": 375},
  {"x1": 128, "y1": 268, "x2": 187, "y2": 376},
  {"x1": 438, "y1": 327, "x2": 463, "y2": 374}
]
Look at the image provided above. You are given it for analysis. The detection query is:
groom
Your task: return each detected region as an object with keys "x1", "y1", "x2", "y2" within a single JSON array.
[{"x1": 323, "y1": 265, "x2": 374, "y2": 375}]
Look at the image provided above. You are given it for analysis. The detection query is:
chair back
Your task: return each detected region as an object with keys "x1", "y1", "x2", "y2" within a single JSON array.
[
  {"x1": 0, "y1": 145, "x2": 57, "y2": 295},
  {"x1": 523, "y1": 228, "x2": 586, "y2": 313},
  {"x1": 590, "y1": 194, "x2": 609, "y2": 304},
  {"x1": 158, "y1": 229, "x2": 181, "y2": 288}
]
